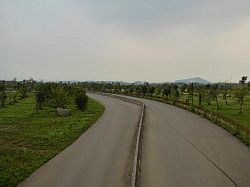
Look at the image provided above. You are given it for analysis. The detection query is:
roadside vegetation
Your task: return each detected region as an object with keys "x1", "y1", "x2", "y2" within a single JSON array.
[
  {"x1": 0, "y1": 80, "x2": 104, "y2": 186},
  {"x1": 83, "y1": 76, "x2": 250, "y2": 146}
]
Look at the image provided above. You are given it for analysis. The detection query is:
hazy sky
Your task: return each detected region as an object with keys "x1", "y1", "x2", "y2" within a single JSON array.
[{"x1": 1, "y1": 0, "x2": 250, "y2": 82}]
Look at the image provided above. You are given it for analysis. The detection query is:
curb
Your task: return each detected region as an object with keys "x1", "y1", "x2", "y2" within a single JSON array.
[{"x1": 131, "y1": 102, "x2": 144, "y2": 187}]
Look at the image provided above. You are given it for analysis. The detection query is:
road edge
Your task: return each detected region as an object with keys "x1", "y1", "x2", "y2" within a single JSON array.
[{"x1": 131, "y1": 102, "x2": 144, "y2": 187}]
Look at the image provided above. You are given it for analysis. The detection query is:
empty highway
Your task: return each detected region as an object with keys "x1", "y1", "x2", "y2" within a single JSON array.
[
  {"x1": 19, "y1": 93, "x2": 250, "y2": 187},
  {"x1": 121, "y1": 95, "x2": 250, "y2": 187},
  {"x1": 19, "y1": 94, "x2": 140, "y2": 187}
]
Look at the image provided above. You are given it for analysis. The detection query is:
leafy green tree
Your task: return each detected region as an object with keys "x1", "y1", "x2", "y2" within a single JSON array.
[
  {"x1": 239, "y1": 76, "x2": 247, "y2": 84},
  {"x1": 35, "y1": 83, "x2": 46, "y2": 109},
  {"x1": 75, "y1": 93, "x2": 88, "y2": 111},
  {"x1": 162, "y1": 86, "x2": 171, "y2": 98},
  {"x1": 172, "y1": 85, "x2": 180, "y2": 103},
  {"x1": 148, "y1": 86, "x2": 155, "y2": 96},
  {"x1": 46, "y1": 87, "x2": 70, "y2": 109},
  {"x1": 155, "y1": 85, "x2": 162, "y2": 96},
  {"x1": 128, "y1": 84, "x2": 134, "y2": 94},
  {"x1": 140, "y1": 85, "x2": 148, "y2": 96},
  {"x1": 19, "y1": 80, "x2": 28, "y2": 99}
]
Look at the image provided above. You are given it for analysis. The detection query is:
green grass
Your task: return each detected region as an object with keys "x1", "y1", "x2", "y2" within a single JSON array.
[
  {"x1": 178, "y1": 94, "x2": 250, "y2": 128},
  {"x1": 0, "y1": 94, "x2": 104, "y2": 187}
]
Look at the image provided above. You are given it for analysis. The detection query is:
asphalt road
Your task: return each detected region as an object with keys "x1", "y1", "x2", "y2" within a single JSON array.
[
  {"x1": 120, "y1": 95, "x2": 250, "y2": 187},
  {"x1": 18, "y1": 94, "x2": 250, "y2": 187},
  {"x1": 19, "y1": 93, "x2": 140, "y2": 187}
]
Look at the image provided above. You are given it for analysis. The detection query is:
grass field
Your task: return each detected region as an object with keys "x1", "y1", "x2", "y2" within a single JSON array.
[
  {"x1": 178, "y1": 94, "x2": 250, "y2": 128},
  {"x1": 0, "y1": 94, "x2": 104, "y2": 186}
]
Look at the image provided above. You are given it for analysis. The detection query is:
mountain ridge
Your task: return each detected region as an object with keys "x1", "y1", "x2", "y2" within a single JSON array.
[{"x1": 174, "y1": 77, "x2": 211, "y2": 84}]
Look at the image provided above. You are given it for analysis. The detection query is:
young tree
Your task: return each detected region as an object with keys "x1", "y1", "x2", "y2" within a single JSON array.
[
  {"x1": 211, "y1": 84, "x2": 220, "y2": 109},
  {"x1": 35, "y1": 83, "x2": 46, "y2": 109},
  {"x1": 196, "y1": 85, "x2": 205, "y2": 106},
  {"x1": 46, "y1": 87, "x2": 70, "y2": 109},
  {"x1": 204, "y1": 84, "x2": 212, "y2": 105},
  {"x1": 0, "y1": 81, "x2": 7, "y2": 108},
  {"x1": 19, "y1": 80, "x2": 28, "y2": 99},
  {"x1": 172, "y1": 85, "x2": 180, "y2": 103},
  {"x1": 13, "y1": 92, "x2": 17, "y2": 103},
  {"x1": 235, "y1": 76, "x2": 248, "y2": 113},
  {"x1": 188, "y1": 83, "x2": 194, "y2": 105},
  {"x1": 222, "y1": 82, "x2": 230, "y2": 105}
]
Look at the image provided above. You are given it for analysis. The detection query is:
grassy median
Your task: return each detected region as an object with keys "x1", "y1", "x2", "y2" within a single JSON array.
[{"x1": 0, "y1": 94, "x2": 104, "y2": 186}]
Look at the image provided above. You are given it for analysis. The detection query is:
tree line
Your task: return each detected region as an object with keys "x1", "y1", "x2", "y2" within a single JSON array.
[
  {"x1": 1, "y1": 76, "x2": 248, "y2": 114},
  {"x1": 0, "y1": 80, "x2": 88, "y2": 112},
  {"x1": 83, "y1": 76, "x2": 249, "y2": 114}
]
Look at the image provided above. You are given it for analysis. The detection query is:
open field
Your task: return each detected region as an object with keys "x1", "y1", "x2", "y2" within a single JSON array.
[{"x1": 0, "y1": 93, "x2": 104, "y2": 186}]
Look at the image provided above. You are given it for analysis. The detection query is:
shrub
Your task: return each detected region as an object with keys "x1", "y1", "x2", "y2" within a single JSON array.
[
  {"x1": 75, "y1": 93, "x2": 88, "y2": 110},
  {"x1": 46, "y1": 87, "x2": 70, "y2": 109},
  {"x1": 35, "y1": 84, "x2": 46, "y2": 109}
]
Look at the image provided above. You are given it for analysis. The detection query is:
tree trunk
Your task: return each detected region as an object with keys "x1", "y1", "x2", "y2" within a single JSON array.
[
  {"x1": 199, "y1": 93, "x2": 202, "y2": 106},
  {"x1": 191, "y1": 93, "x2": 194, "y2": 106},
  {"x1": 225, "y1": 95, "x2": 228, "y2": 105},
  {"x1": 239, "y1": 98, "x2": 243, "y2": 113},
  {"x1": 216, "y1": 97, "x2": 219, "y2": 109}
]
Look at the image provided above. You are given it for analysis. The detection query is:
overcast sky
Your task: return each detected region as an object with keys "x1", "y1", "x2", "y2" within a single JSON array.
[{"x1": 1, "y1": 0, "x2": 250, "y2": 82}]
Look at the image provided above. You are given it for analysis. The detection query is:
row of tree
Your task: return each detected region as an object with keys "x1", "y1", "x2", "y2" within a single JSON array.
[
  {"x1": 83, "y1": 76, "x2": 249, "y2": 113},
  {"x1": 1, "y1": 76, "x2": 248, "y2": 113},
  {"x1": 0, "y1": 81, "x2": 88, "y2": 112}
]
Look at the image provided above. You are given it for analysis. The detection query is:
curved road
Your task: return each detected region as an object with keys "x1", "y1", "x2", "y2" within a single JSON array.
[
  {"x1": 19, "y1": 94, "x2": 140, "y2": 187},
  {"x1": 121, "y1": 95, "x2": 250, "y2": 187},
  {"x1": 19, "y1": 93, "x2": 250, "y2": 187}
]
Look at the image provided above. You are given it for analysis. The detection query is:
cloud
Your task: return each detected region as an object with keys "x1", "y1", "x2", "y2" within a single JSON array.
[{"x1": 0, "y1": 0, "x2": 250, "y2": 82}]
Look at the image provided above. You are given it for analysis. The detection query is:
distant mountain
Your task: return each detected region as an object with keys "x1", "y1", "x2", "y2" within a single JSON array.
[
  {"x1": 133, "y1": 81, "x2": 143, "y2": 85},
  {"x1": 174, "y1": 77, "x2": 211, "y2": 84}
]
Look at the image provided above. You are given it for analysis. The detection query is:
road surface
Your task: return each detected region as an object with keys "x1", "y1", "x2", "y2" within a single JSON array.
[
  {"x1": 19, "y1": 93, "x2": 140, "y2": 187},
  {"x1": 19, "y1": 93, "x2": 250, "y2": 187},
  {"x1": 120, "y1": 95, "x2": 250, "y2": 187}
]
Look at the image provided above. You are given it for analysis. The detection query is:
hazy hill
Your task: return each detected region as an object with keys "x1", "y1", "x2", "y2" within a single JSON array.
[{"x1": 174, "y1": 77, "x2": 211, "y2": 84}]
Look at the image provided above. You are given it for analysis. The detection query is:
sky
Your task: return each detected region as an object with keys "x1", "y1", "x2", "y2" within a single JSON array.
[{"x1": 1, "y1": 0, "x2": 250, "y2": 83}]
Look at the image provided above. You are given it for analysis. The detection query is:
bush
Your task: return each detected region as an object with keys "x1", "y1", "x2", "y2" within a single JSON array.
[
  {"x1": 35, "y1": 86, "x2": 45, "y2": 109},
  {"x1": 46, "y1": 87, "x2": 70, "y2": 109},
  {"x1": 75, "y1": 94, "x2": 88, "y2": 110}
]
